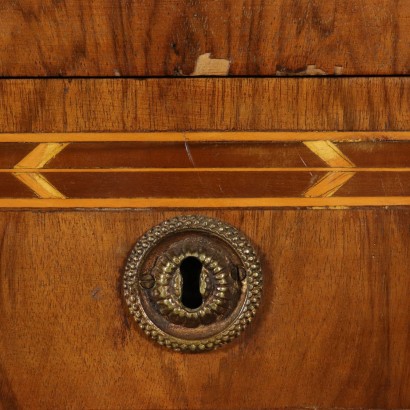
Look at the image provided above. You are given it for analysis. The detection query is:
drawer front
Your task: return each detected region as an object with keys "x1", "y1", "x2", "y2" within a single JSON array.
[
  {"x1": 0, "y1": 77, "x2": 409, "y2": 410},
  {"x1": 0, "y1": 209, "x2": 409, "y2": 409},
  {"x1": 1, "y1": 2, "x2": 409, "y2": 408}
]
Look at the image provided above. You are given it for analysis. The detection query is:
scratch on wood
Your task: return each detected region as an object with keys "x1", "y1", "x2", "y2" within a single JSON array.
[
  {"x1": 298, "y1": 153, "x2": 314, "y2": 177},
  {"x1": 191, "y1": 53, "x2": 230, "y2": 76},
  {"x1": 183, "y1": 134, "x2": 197, "y2": 168},
  {"x1": 183, "y1": 134, "x2": 209, "y2": 192}
]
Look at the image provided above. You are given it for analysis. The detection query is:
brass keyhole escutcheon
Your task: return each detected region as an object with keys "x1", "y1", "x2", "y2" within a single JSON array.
[{"x1": 123, "y1": 215, "x2": 263, "y2": 352}]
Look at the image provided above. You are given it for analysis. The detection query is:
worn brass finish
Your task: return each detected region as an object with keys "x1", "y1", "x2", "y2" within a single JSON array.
[{"x1": 123, "y1": 215, "x2": 263, "y2": 352}]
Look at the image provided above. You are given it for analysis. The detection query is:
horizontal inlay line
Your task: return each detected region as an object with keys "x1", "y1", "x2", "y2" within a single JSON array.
[
  {"x1": 0, "y1": 132, "x2": 409, "y2": 143},
  {"x1": 0, "y1": 168, "x2": 409, "y2": 173},
  {"x1": 0, "y1": 197, "x2": 408, "y2": 208}
]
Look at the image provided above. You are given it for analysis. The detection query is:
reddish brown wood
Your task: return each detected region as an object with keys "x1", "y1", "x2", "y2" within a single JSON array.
[
  {"x1": 3, "y1": 141, "x2": 410, "y2": 170},
  {"x1": 0, "y1": 78, "x2": 409, "y2": 132},
  {"x1": 47, "y1": 141, "x2": 324, "y2": 169},
  {"x1": 45, "y1": 171, "x2": 322, "y2": 198},
  {"x1": 0, "y1": 143, "x2": 36, "y2": 169},
  {"x1": 2, "y1": 140, "x2": 410, "y2": 200},
  {"x1": 2, "y1": 170, "x2": 410, "y2": 199},
  {"x1": 0, "y1": 210, "x2": 409, "y2": 409},
  {"x1": 0, "y1": 174, "x2": 34, "y2": 198},
  {"x1": 0, "y1": 0, "x2": 409, "y2": 77},
  {"x1": 43, "y1": 141, "x2": 410, "y2": 169},
  {"x1": 0, "y1": 4, "x2": 408, "y2": 407},
  {"x1": 338, "y1": 142, "x2": 410, "y2": 168},
  {"x1": 337, "y1": 172, "x2": 410, "y2": 197}
]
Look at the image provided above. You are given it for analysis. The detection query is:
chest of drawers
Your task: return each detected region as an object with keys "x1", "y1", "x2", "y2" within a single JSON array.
[{"x1": 0, "y1": 2, "x2": 409, "y2": 409}]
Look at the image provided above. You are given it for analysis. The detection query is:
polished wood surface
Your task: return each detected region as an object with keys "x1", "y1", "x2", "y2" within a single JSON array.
[
  {"x1": 0, "y1": 0, "x2": 409, "y2": 77},
  {"x1": 0, "y1": 210, "x2": 409, "y2": 409},
  {"x1": 1, "y1": 132, "x2": 409, "y2": 143},
  {"x1": 0, "y1": 138, "x2": 409, "y2": 207},
  {"x1": 0, "y1": 78, "x2": 409, "y2": 132},
  {"x1": 3, "y1": 141, "x2": 410, "y2": 169},
  {"x1": 1, "y1": 170, "x2": 409, "y2": 198},
  {"x1": 0, "y1": 2, "x2": 409, "y2": 408}
]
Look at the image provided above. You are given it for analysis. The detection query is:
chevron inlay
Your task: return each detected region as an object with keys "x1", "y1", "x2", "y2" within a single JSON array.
[
  {"x1": 0, "y1": 133, "x2": 408, "y2": 207},
  {"x1": 303, "y1": 141, "x2": 356, "y2": 198},
  {"x1": 14, "y1": 143, "x2": 69, "y2": 198}
]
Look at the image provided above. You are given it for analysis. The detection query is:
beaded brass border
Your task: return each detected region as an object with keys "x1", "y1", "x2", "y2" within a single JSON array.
[{"x1": 123, "y1": 215, "x2": 263, "y2": 352}]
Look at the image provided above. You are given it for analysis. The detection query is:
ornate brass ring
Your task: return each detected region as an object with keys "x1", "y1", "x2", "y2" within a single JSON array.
[{"x1": 123, "y1": 215, "x2": 262, "y2": 352}]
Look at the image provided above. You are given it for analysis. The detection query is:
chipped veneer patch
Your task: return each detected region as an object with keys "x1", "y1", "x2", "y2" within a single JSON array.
[
  {"x1": 191, "y1": 53, "x2": 230, "y2": 76},
  {"x1": 276, "y1": 64, "x2": 344, "y2": 76}
]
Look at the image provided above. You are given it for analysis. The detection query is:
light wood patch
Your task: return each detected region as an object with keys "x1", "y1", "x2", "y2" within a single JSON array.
[{"x1": 14, "y1": 173, "x2": 66, "y2": 199}]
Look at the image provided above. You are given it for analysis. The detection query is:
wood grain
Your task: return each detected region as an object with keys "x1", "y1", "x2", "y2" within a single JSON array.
[
  {"x1": 46, "y1": 141, "x2": 325, "y2": 169},
  {"x1": 3, "y1": 139, "x2": 410, "y2": 170},
  {"x1": 0, "y1": 78, "x2": 409, "y2": 132},
  {"x1": 0, "y1": 0, "x2": 409, "y2": 77},
  {"x1": 1, "y1": 132, "x2": 409, "y2": 143},
  {"x1": 0, "y1": 210, "x2": 409, "y2": 409},
  {"x1": 0, "y1": 143, "x2": 36, "y2": 169},
  {"x1": 1, "y1": 139, "x2": 409, "y2": 205},
  {"x1": 44, "y1": 140, "x2": 410, "y2": 170},
  {"x1": 0, "y1": 170, "x2": 403, "y2": 199},
  {"x1": 0, "y1": 174, "x2": 34, "y2": 198},
  {"x1": 43, "y1": 170, "x2": 323, "y2": 198},
  {"x1": 0, "y1": 3, "x2": 408, "y2": 409}
]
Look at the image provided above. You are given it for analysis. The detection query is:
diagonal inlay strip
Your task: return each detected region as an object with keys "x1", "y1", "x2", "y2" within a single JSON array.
[
  {"x1": 303, "y1": 141, "x2": 355, "y2": 168},
  {"x1": 304, "y1": 171, "x2": 356, "y2": 198},
  {"x1": 14, "y1": 143, "x2": 68, "y2": 198},
  {"x1": 14, "y1": 173, "x2": 66, "y2": 199},
  {"x1": 14, "y1": 143, "x2": 69, "y2": 169},
  {"x1": 303, "y1": 141, "x2": 356, "y2": 197}
]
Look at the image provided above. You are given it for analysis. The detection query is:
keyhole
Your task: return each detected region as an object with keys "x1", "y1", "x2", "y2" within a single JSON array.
[{"x1": 180, "y1": 256, "x2": 203, "y2": 309}]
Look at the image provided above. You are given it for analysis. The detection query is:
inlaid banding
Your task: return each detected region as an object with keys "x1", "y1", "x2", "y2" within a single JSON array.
[{"x1": 0, "y1": 135, "x2": 408, "y2": 207}]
